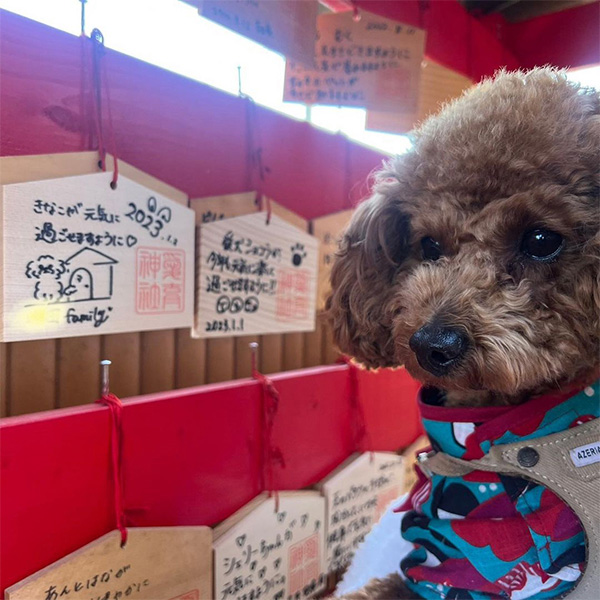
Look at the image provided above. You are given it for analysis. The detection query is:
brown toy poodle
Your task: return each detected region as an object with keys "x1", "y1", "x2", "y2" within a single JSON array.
[{"x1": 327, "y1": 68, "x2": 599, "y2": 599}]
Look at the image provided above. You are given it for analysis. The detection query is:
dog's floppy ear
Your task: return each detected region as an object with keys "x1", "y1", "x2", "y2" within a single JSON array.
[{"x1": 326, "y1": 182, "x2": 411, "y2": 368}]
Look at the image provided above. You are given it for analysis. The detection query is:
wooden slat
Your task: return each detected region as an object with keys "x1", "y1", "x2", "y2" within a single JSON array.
[
  {"x1": 101, "y1": 333, "x2": 141, "y2": 399},
  {"x1": 9, "y1": 340, "x2": 56, "y2": 415},
  {"x1": 57, "y1": 336, "x2": 101, "y2": 407},
  {"x1": 140, "y1": 330, "x2": 176, "y2": 394},
  {"x1": 269, "y1": 199, "x2": 306, "y2": 230},
  {"x1": 282, "y1": 332, "x2": 305, "y2": 371},
  {"x1": 322, "y1": 319, "x2": 340, "y2": 365},
  {"x1": 366, "y1": 61, "x2": 473, "y2": 134},
  {"x1": 276, "y1": 205, "x2": 309, "y2": 372},
  {"x1": 259, "y1": 334, "x2": 283, "y2": 374},
  {"x1": 303, "y1": 314, "x2": 325, "y2": 367},
  {"x1": 0, "y1": 152, "x2": 188, "y2": 205},
  {"x1": 0, "y1": 343, "x2": 8, "y2": 417},
  {"x1": 175, "y1": 329, "x2": 206, "y2": 389},
  {"x1": 0, "y1": 152, "x2": 99, "y2": 185},
  {"x1": 234, "y1": 336, "x2": 259, "y2": 379},
  {"x1": 190, "y1": 192, "x2": 256, "y2": 224},
  {"x1": 191, "y1": 193, "x2": 257, "y2": 383},
  {"x1": 205, "y1": 338, "x2": 235, "y2": 383},
  {"x1": 311, "y1": 209, "x2": 354, "y2": 311}
]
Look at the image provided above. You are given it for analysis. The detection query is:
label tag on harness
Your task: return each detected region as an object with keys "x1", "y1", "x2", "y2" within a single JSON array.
[{"x1": 570, "y1": 442, "x2": 600, "y2": 467}]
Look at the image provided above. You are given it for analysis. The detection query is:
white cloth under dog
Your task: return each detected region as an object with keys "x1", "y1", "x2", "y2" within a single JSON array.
[{"x1": 335, "y1": 496, "x2": 412, "y2": 596}]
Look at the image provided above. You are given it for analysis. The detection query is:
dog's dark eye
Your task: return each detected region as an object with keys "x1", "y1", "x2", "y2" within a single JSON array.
[
  {"x1": 521, "y1": 228, "x2": 564, "y2": 261},
  {"x1": 421, "y1": 237, "x2": 442, "y2": 261}
]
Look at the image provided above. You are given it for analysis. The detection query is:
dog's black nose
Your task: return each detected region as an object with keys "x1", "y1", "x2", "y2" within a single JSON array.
[{"x1": 409, "y1": 324, "x2": 469, "y2": 376}]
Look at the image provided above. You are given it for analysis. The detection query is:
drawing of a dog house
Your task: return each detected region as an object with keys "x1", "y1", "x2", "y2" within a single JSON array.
[{"x1": 64, "y1": 247, "x2": 118, "y2": 302}]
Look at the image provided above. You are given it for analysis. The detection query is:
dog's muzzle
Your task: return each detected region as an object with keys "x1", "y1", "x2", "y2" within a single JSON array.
[{"x1": 409, "y1": 323, "x2": 469, "y2": 377}]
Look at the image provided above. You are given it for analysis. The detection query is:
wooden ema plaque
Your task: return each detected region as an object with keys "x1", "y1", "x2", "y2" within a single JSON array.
[
  {"x1": 5, "y1": 527, "x2": 212, "y2": 600},
  {"x1": 311, "y1": 209, "x2": 353, "y2": 312},
  {"x1": 366, "y1": 61, "x2": 474, "y2": 134},
  {"x1": 284, "y1": 10, "x2": 425, "y2": 111},
  {"x1": 0, "y1": 172, "x2": 195, "y2": 342},
  {"x1": 213, "y1": 492, "x2": 327, "y2": 600},
  {"x1": 199, "y1": 0, "x2": 319, "y2": 66},
  {"x1": 195, "y1": 212, "x2": 318, "y2": 338},
  {"x1": 320, "y1": 452, "x2": 405, "y2": 573}
]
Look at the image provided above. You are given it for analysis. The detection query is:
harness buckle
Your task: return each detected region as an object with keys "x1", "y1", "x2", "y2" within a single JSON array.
[{"x1": 416, "y1": 450, "x2": 436, "y2": 478}]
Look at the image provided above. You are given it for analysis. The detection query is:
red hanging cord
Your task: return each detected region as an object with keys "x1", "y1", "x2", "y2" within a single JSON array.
[
  {"x1": 102, "y1": 53, "x2": 119, "y2": 188},
  {"x1": 251, "y1": 349, "x2": 285, "y2": 511},
  {"x1": 242, "y1": 83, "x2": 271, "y2": 225},
  {"x1": 95, "y1": 392, "x2": 128, "y2": 546},
  {"x1": 90, "y1": 30, "x2": 106, "y2": 171},
  {"x1": 418, "y1": 0, "x2": 430, "y2": 29},
  {"x1": 89, "y1": 28, "x2": 119, "y2": 188},
  {"x1": 338, "y1": 355, "x2": 373, "y2": 457}
]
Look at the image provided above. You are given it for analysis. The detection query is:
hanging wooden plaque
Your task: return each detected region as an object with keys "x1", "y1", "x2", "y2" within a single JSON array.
[
  {"x1": 0, "y1": 172, "x2": 195, "y2": 342},
  {"x1": 5, "y1": 527, "x2": 212, "y2": 600},
  {"x1": 199, "y1": 0, "x2": 319, "y2": 66},
  {"x1": 195, "y1": 211, "x2": 318, "y2": 338},
  {"x1": 311, "y1": 209, "x2": 353, "y2": 311},
  {"x1": 366, "y1": 61, "x2": 473, "y2": 134},
  {"x1": 320, "y1": 452, "x2": 405, "y2": 573},
  {"x1": 284, "y1": 10, "x2": 425, "y2": 111},
  {"x1": 213, "y1": 492, "x2": 327, "y2": 600}
]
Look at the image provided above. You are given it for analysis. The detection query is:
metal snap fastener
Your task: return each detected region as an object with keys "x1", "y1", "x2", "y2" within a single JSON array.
[{"x1": 517, "y1": 447, "x2": 539, "y2": 467}]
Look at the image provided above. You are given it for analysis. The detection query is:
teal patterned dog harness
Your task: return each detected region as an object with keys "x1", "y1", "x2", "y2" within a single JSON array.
[{"x1": 399, "y1": 381, "x2": 599, "y2": 599}]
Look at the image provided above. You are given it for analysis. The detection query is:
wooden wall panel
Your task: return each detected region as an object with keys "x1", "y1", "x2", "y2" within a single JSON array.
[
  {"x1": 304, "y1": 314, "x2": 325, "y2": 367},
  {"x1": 259, "y1": 335, "x2": 283, "y2": 374},
  {"x1": 57, "y1": 336, "x2": 101, "y2": 407},
  {"x1": 322, "y1": 320, "x2": 340, "y2": 365},
  {"x1": 205, "y1": 338, "x2": 235, "y2": 384},
  {"x1": 0, "y1": 344, "x2": 7, "y2": 417},
  {"x1": 140, "y1": 330, "x2": 176, "y2": 394},
  {"x1": 101, "y1": 332, "x2": 141, "y2": 398},
  {"x1": 282, "y1": 333, "x2": 305, "y2": 371},
  {"x1": 175, "y1": 329, "x2": 206, "y2": 388},
  {"x1": 8, "y1": 340, "x2": 56, "y2": 415},
  {"x1": 234, "y1": 336, "x2": 259, "y2": 379}
]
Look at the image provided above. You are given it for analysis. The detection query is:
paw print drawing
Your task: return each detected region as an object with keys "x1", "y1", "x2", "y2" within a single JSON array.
[{"x1": 291, "y1": 243, "x2": 307, "y2": 267}]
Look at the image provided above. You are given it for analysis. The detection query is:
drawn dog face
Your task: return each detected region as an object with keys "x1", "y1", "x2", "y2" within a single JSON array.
[{"x1": 328, "y1": 69, "x2": 600, "y2": 404}]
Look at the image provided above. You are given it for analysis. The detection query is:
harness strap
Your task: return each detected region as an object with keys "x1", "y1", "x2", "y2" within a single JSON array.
[{"x1": 417, "y1": 419, "x2": 600, "y2": 600}]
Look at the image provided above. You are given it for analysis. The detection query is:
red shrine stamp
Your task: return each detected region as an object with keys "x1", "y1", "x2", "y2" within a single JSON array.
[
  {"x1": 135, "y1": 247, "x2": 185, "y2": 314},
  {"x1": 288, "y1": 533, "x2": 320, "y2": 596},
  {"x1": 276, "y1": 268, "x2": 310, "y2": 321},
  {"x1": 168, "y1": 591, "x2": 199, "y2": 600}
]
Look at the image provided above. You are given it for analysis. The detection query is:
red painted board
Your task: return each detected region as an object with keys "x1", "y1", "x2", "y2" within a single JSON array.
[
  {"x1": 0, "y1": 365, "x2": 421, "y2": 593},
  {"x1": 269, "y1": 366, "x2": 355, "y2": 491},
  {"x1": 0, "y1": 9, "x2": 384, "y2": 220},
  {"x1": 503, "y1": 2, "x2": 600, "y2": 72},
  {"x1": 0, "y1": 406, "x2": 115, "y2": 594},
  {"x1": 357, "y1": 367, "x2": 423, "y2": 452},
  {"x1": 120, "y1": 382, "x2": 263, "y2": 528}
]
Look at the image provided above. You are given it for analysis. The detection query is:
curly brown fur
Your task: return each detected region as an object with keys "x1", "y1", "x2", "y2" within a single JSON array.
[
  {"x1": 328, "y1": 68, "x2": 599, "y2": 598},
  {"x1": 328, "y1": 68, "x2": 600, "y2": 408}
]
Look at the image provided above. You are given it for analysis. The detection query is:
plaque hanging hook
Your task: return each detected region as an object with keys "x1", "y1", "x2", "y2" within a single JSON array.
[{"x1": 100, "y1": 359, "x2": 112, "y2": 397}]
